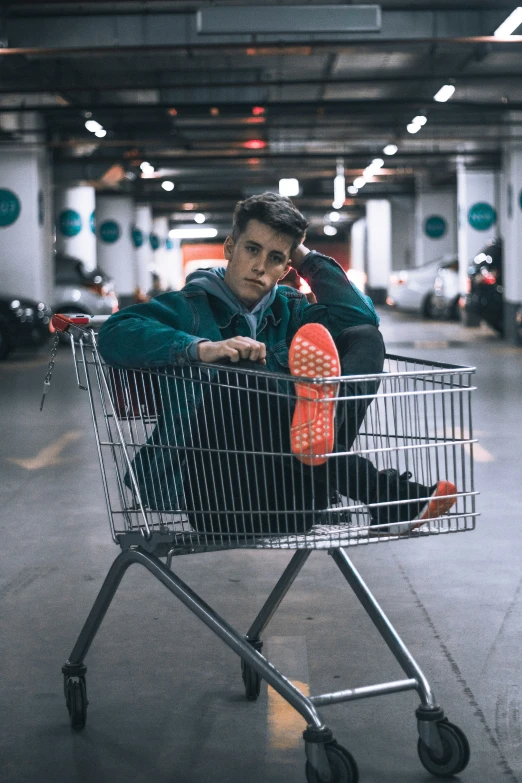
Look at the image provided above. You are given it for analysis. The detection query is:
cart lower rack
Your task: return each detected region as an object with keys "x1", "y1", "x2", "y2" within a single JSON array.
[{"x1": 50, "y1": 314, "x2": 477, "y2": 782}]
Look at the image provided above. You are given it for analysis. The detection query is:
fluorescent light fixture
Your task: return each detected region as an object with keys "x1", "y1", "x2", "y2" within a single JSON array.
[
  {"x1": 162, "y1": 180, "x2": 175, "y2": 191},
  {"x1": 140, "y1": 161, "x2": 154, "y2": 172},
  {"x1": 347, "y1": 185, "x2": 358, "y2": 195},
  {"x1": 324, "y1": 225, "x2": 337, "y2": 236},
  {"x1": 412, "y1": 115, "x2": 427, "y2": 126},
  {"x1": 334, "y1": 174, "x2": 345, "y2": 206},
  {"x1": 279, "y1": 178, "x2": 299, "y2": 197},
  {"x1": 383, "y1": 144, "x2": 398, "y2": 155},
  {"x1": 168, "y1": 227, "x2": 218, "y2": 239},
  {"x1": 353, "y1": 176, "x2": 366, "y2": 189},
  {"x1": 329, "y1": 211, "x2": 340, "y2": 222},
  {"x1": 85, "y1": 120, "x2": 103, "y2": 133},
  {"x1": 494, "y1": 7, "x2": 522, "y2": 37},
  {"x1": 433, "y1": 84, "x2": 455, "y2": 103},
  {"x1": 194, "y1": 213, "x2": 206, "y2": 224},
  {"x1": 407, "y1": 123, "x2": 421, "y2": 134},
  {"x1": 94, "y1": 129, "x2": 107, "y2": 138},
  {"x1": 371, "y1": 158, "x2": 384, "y2": 168},
  {"x1": 332, "y1": 199, "x2": 344, "y2": 210}
]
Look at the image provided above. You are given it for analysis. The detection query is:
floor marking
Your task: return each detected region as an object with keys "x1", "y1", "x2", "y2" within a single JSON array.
[
  {"x1": 7, "y1": 430, "x2": 82, "y2": 470},
  {"x1": 267, "y1": 680, "x2": 310, "y2": 751},
  {"x1": 468, "y1": 442, "x2": 495, "y2": 463},
  {"x1": 266, "y1": 636, "x2": 310, "y2": 752}
]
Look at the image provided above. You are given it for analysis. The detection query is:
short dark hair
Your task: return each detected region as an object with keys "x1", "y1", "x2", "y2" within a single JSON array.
[{"x1": 232, "y1": 192, "x2": 308, "y2": 252}]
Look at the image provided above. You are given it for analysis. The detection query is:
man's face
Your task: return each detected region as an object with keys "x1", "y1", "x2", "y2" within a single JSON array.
[{"x1": 223, "y1": 219, "x2": 293, "y2": 309}]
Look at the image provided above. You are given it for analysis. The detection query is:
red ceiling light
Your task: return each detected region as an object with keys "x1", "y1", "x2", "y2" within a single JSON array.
[
  {"x1": 210, "y1": 107, "x2": 220, "y2": 116},
  {"x1": 243, "y1": 139, "x2": 266, "y2": 150},
  {"x1": 168, "y1": 108, "x2": 178, "y2": 116},
  {"x1": 252, "y1": 106, "x2": 265, "y2": 116},
  {"x1": 248, "y1": 158, "x2": 261, "y2": 165},
  {"x1": 245, "y1": 116, "x2": 265, "y2": 124},
  {"x1": 246, "y1": 47, "x2": 256, "y2": 55}
]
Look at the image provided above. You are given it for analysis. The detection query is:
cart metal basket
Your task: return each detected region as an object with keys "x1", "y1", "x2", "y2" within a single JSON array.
[{"x1": 50, "y1": 314, "x2": 477, "y2": 782}]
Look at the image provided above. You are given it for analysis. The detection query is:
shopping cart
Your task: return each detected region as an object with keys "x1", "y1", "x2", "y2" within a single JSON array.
[{"x1": 45, "y1": 313, "x2": 478, "y2": 782}]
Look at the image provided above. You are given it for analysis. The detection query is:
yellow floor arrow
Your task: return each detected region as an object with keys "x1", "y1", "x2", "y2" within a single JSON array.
[{"x1": 8, "y1": 430, "x2": 83, "y2": 470}]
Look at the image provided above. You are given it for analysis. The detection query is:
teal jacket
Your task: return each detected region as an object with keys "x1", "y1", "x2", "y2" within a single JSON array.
[{"x1": 97, "y1": 251, "x2": 379, "y2": 510}]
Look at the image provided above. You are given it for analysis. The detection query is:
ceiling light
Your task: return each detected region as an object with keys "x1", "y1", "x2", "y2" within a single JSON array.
[
  {"x1": 140, "y1": 161, "x2": 154, "y2": 172},
  {"x1": 194, "y1": 213, "x2": 206, "y2": 223},
  {"x1": 252, "y1": 106, "x2": 265, "y2": 116},
  {"x1": 494, "y1": 7, "x2": 522, "y2": 37},
  {"x1": 279, "y1": 178, "x2": 299, "y2": 197},
  {"x1": 210, "y1": 107, "x2": 220, "y2": 117},
  {"x1": 168, "y1": 108, "x2": 178, "y2": 116},
  {"x1": 383, "y1": 144, "x2": 398, "y2": 155},
  {"x1": 85, "y1": 120, "x2": 103, "y2": 133},
  {"x1": 347, "y1": 185, "x2": 358, "y2": 195},
  {"x1": 332, "y1": 199, "x2": 344, "y2": 210},
  {"x1": 334, "y1": 175, "x2": 345, "y2": 206},
  {"x1": 162, "y1": 180, "x2": 175, "y2": 191},
  {"x1": 94, "y1": 129, "x2": 107, "y2": 138},
  {"x1": 353, "y1": 176, "x2": 366, "y2": 189},
  {"x1": 243, "y1": 139, "x2": 266, "y2": 149},
  {"x1": 329, "y1": 211, "x2": 340, "y2": 222},
  {"x1": 169, "y1": 227, "x2": 218, "y2": 239},
  {"x1": 433, "y1": 84, "x2": 455, "y2": 103},
  {"x1": 407, "y1": 123, "x2": 421, "y2": 134},
  {"x1": 324, "y1": 225, "x2": 337, "y2": 236},
  {"x1": 412, "y1": 115, "x2": 427, "y2": 126},
  {"x1": 371, "y1": 158, "x2": 384, "y2": 168}
]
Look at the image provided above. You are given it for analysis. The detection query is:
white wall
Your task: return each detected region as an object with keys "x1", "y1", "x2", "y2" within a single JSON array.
[
  {"x1": 390, "y1": 196, "x2": 415, "y2": 270},
  {"x1": 96, "y1": 195, "x2": 135, "y2": 297},
  {"x1": 457, "y1": 165, "x2": 499, "y2": 294},
  {"x1": 366, "y1": 200, "x2": 391, "y2": 301},
  {"x1": 55, "y1": 185, "x2": 96, "y2": 271}
]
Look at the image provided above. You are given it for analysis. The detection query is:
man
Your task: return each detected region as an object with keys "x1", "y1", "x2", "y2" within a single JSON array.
[{"x1": 98, "y1": 192, "x2": 455, "y2": 538}]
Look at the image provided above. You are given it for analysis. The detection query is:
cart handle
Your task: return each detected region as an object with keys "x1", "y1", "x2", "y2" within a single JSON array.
[{"x1": 52, "y1": 314, "x2": 111, "y2": 333}]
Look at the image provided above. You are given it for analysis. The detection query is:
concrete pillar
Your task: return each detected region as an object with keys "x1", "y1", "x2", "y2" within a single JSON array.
[
  {"x1": 55, "y1": 185, "x2": 96, "y2": 271},
  {"x1": 414, "y1": 188, "x2": 457, "y2": 268},
  {"x1": 390, "y1": 196, "x2": 415, "y2": 270},
  {"x1": 500, "y1": 127, "x2": 522, "y2": 343},
  {"x1": 457, "y1": 163, "x2": 499, "y2": 317},
  {"x1": 349, "y1": 217, "x2": 367, "y2": 293},
  {"x1": 133, "y1": 204, "x2": 153, "y2": 296},
  {"x1": 0, "y1": 146, "x2": 53, "y2": 304},
  {"x1": 152, "y1": 216, "x2": 169, "y2": 290},
  {"x1": 96, "y1": 195, "x2": 135, "y2": 305},
  {"x1": 365, "y1": 200, "x2": 391, "y2": 305}
]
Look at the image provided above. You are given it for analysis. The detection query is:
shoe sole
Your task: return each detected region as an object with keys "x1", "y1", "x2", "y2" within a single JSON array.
[
  {"x1": 289, "y1": 323, "x2": 340, "y2": 466},
  {"x1": 370, "y1": 481, "x2": 458, "y2": 537}
]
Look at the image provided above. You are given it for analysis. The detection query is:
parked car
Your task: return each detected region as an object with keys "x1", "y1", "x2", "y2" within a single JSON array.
[
  {"x1": 388, "y1": 255, "x2": 460, "y2": 319},
  {"x1": 464, "y1": 239, "x2": 503, "y2": 333},
  {"x1": 0, "y1": 294, "x2": 52, "y2": 360},
  {"x1": 54, "y1": 253, "x2": 118, "y2": 320}
]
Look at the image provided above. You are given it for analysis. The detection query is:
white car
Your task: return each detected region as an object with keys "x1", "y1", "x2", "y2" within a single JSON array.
[{"x1": 388, "y1": 256, "x2": 460, "y2": 320}]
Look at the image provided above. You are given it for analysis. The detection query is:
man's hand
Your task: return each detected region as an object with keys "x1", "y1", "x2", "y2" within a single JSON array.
[
  {"x1": 290, "y1": 242, "x2": 311, "y2": 272},
  {"x1": 197, "y1": 337, "x2": 267, "y2": 364}
]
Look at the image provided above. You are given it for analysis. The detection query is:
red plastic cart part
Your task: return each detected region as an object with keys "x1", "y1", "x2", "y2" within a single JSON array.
[{"x1": 51, "y1": 314, "x2": 91, "y2": 333}]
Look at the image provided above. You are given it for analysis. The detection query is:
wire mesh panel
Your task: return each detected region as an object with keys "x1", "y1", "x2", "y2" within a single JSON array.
[{"x1": 78, "y1": 335, "x2": 477, "y2": 553}]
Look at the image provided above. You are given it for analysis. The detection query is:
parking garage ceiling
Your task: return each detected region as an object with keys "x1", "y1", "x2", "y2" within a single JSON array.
[{"x1": 1, "y1": 1, "x2": 521, "y2": 232}]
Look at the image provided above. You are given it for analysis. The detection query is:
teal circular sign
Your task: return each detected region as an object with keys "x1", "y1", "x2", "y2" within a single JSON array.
[
  {"x1": 90, "y1": 210, "x2": 96, "y2": 234},
  {"x1": 99, "y1": 220, "x2": 121, "y2": 243},
  {"x1": 165, "y1": 237, "x2": 173, "y2": 250},
  {"x1": 149, "y1": 232, "x2": 160, "y2": 250},
  {"x1": 131, "y1": 226, "x2": 144, "y2": 248},
  {"x1": 424, "y1": 215, "x2": 447, "y2": 239},
  {"x1": 58, "y1": 209, "x2": 82, "y2": 237},
  {"x1": 468, "y1": 202, "x2": 496, "y2": 231},
  {"x1": 0, "y1": 189, "x2": 21, "y2": 227}
]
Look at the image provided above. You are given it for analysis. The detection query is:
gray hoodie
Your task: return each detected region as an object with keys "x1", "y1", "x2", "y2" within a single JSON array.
[{"x1": 185, "y1": 266, "x2": 278, "y2": 359}]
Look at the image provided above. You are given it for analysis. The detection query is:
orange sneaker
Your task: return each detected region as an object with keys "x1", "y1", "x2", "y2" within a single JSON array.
[{"x1": 289, "y1": 323, "x2": 341, "y2": 466}]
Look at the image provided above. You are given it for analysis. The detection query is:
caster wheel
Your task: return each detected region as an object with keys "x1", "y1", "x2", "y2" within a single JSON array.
[
  {"x1": 65, "y1": 677, "x2": 88, "y2": 731},
  {"x1": 241, "y1": 659, "x2": 261, "y2": 701},
  {"x1": 418, "y1": 720, "x2": 470, "y2": 777},
  {"x1": 306, "y1": 741, "x2": 359, "y2": 783}
]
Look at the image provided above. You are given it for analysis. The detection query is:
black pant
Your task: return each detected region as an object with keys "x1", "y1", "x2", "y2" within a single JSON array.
[{"x1": 182, "y1": 325, "x2": 385, "y2": 537}]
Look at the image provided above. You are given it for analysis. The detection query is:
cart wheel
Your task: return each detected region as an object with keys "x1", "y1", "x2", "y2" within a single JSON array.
[
  {"x1": 305, "y1": 741, "x2": 359, "y2": 783},
  {"x1": 417, "y1": 720, "x2": 470, "y2": 777},
  {"x1": 65, "y1": 677, "x2": 88, "y2": 731},
  {"x1": 241, "y1": 659, "x2": 261, "y2": 701}
]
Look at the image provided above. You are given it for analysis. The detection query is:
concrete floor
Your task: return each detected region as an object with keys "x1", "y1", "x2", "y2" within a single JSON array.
[{"x1": 1, "y1": 308, "x2": 521, "y2": 783}]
